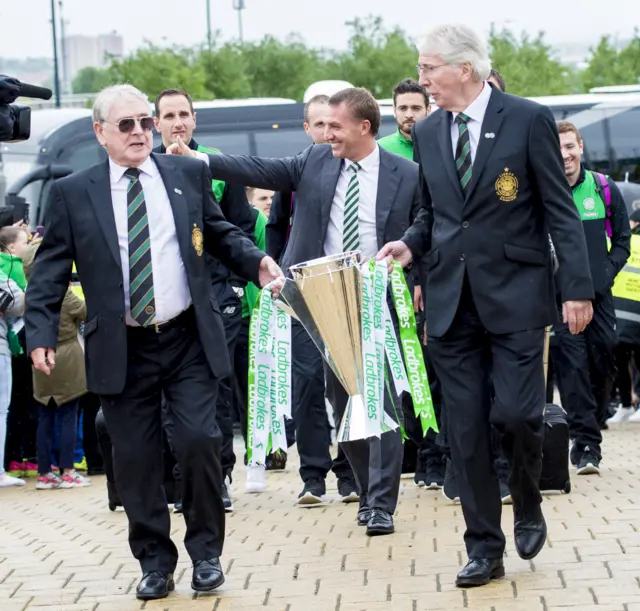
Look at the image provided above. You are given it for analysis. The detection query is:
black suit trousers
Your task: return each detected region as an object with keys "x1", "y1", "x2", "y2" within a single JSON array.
[
  {"x1": 324, "y1": 363, "x2": 403, "y2": 514},
  {"x1": 291, "y1": 320, "x2": 353, "y2": 484},
  {"x1": 100, "y1": 309, "x2": 225, "y2": 573},
  {"x1": 428, "y1": 279, "x2": 546, "y2": 559}
]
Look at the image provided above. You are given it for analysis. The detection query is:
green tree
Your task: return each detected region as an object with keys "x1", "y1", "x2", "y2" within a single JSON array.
[
  {"x1": 72, "y1": 66, "x2": 110, "y2": 94},
  {"x1": 489, "y1": 26, "x2": 576, "y2": 96},
  {"x1": 583, "y1": 30, "x2": 640, "y2": 90},
  {"x1": 106, "y1": 42, "x2": 211, "y2": 102},
  {"x1": 240, "y1": 34, "x2": 329, "y2": 99},
  {"x1": 331, "y1": 16, "x2": 417, "y2": 98},
  {"x1": 199, "y1": 40, "x2": 252, "y2": 99}
]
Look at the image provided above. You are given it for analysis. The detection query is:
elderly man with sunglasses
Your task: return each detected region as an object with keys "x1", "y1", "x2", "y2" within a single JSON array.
[{"x1": 24, "y1": 84, "x2": 283, "y2": 602}]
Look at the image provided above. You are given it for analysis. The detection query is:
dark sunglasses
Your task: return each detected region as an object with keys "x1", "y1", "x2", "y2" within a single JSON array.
[{"x1": 112, "y1": 116, "x2": 154, "y2": 133}]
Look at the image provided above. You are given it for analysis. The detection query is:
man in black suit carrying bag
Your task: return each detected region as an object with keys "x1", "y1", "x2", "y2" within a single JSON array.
[
  {"x1": 169, "y1": 87, "x2": 421, "y2": 536},
  {"x1": 24, "y1": 84, "x2": 283, "y2": 601},
  {"x1": 378, "y1": 25, "x2": 594, "y2": 587}
]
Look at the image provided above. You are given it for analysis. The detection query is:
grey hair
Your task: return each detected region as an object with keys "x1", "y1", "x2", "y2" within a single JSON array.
[
  {"x1": 92, "y1": 84, "x2": 151, "y2": 124},
  {"x1": 418, "y1": 24, "x2": 492, "y2": 81}
]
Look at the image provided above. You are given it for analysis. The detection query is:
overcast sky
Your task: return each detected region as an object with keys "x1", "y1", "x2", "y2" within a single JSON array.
[{"x1": 1, "y1": 0, "x2": 638, "y2": 59}]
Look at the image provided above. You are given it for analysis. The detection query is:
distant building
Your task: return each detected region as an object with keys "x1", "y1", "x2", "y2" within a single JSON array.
[{"x1": 64, "y1": 32, "x2": 124, "y2": 82}]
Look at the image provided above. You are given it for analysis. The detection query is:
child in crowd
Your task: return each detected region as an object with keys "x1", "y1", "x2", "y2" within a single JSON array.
[
  {"x1": 23, "y1": 240, "x2": 90, "y2": 490},
  {"x1": 0, "y1": 226, "x2": 27, "y2": 487}
]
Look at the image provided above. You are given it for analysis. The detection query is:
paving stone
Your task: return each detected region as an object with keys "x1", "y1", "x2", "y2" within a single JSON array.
[{"x1": 0, "y1": 429, "x2": 637, "y2": 610}]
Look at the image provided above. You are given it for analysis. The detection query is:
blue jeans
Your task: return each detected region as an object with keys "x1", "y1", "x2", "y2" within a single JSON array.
[{"x1": 37, "y1": 399, "x2": 78, "y2": 474}]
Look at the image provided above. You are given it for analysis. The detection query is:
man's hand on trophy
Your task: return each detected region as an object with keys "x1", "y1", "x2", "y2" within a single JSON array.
[
  {"x1": 376, "y1": 240, "x2": 413, "y2": 273},
  {"x1": 166, "y1": 136, "x2": 197, "y2": 157},
  {"x1": 259, "y1": 256, "x2": 285, "y2": 298}
]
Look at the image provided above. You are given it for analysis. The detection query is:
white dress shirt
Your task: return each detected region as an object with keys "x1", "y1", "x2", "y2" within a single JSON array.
[
  {"x1": 109, "y1": 157, "x2": 192, "y2": 326},
  {"x1": 450, "y1": 81, "x2": 493, "y2": 163},
  {"x1": 323, "y1": 145, "x2": 380, "y2": 261}
]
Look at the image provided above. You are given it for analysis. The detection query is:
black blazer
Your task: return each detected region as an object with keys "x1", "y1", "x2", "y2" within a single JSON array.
[
  {"x1": 403, "y1": 86, "x2": 594, "y2": 337},
  {"x1": 25, "y1": 153, "x2": 265, "y2": 395},
  {"x1": 201, "y1": 144, "x2": 421, "y2": 274}
]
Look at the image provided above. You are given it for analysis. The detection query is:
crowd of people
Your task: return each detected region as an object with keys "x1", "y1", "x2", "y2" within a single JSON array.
[{"x1": 1, "y1": 20, "x2": 639, "y2": 604}]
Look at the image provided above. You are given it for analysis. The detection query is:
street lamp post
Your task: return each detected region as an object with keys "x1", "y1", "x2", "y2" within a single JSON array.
[
  {"x1": 50, "y1": 0, "x2": 61, "y2": 107},
  {"x1": 206, "y1": 0, "x2": 212, "y2": 51},
  {"x1": 232, "y1": 0, "x2": 245, "y2": 44}
]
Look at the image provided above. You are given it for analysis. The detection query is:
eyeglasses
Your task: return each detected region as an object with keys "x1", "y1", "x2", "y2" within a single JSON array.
[
  {"x1": 108, "y1": 116, "x2": 155, "y2": 133},
  {"x1": 416, "y1": 63, "x2": 447, "y2": 76}
]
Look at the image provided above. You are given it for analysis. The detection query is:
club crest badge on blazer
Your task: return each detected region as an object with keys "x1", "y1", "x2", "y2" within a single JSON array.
[
  {"x1": 192, "y1": 224, "x2": 204, "y2": 256},
  {"x1": 495, "y1": 168, "x2": 519, "y2": 202}
]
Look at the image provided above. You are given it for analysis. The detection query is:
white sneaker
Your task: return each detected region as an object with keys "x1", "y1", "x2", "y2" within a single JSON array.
[
  {"x1": 607, "y1": 405, "x2": 636, "y2": 424},
  {"x1": 628, "y1": 408, "x2": 640, "y2": 423},
  {"x1": 0, "y1": 473, "x2": 25, "y2": 487},
  {"x1": 245, "y1": 465, "x2": 266, "y2": 493}
]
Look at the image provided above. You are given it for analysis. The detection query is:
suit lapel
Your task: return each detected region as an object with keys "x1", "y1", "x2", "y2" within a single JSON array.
[
  {"x1": 87, "y1": 160, "x2": 121, "y2": 268},
  {"x1": 375, "y1": 149, "x2": 400, "y2": 248},
  {"x1": 152, "y1": 153, "x2": 191, "y2": 262},
  {"x1": 437, "y1": 110, "x2": 463, "y2": 197},
  {"x1": 464, "y1": 89, "x2": 505, "y2": 202},
  {"x1": 319, "y1": 155, "x2": 342, "y2": 245}
]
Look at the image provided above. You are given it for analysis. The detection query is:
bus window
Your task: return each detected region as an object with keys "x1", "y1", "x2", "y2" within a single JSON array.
[
  {"x1": 58, "y1": 139, "x2": 107, "y2": 173},
  {"x1": 254, "y1": 129, "x2": 311, "y2": 157},
  {"x1": 578, "y1": 115, "x2": 610, "y2": 176},
  {"x1": 195, "y1": 133, "x2": 251, "y2": 155},
  {"x1": 605, "y1": 108, "x2": 640, "y2": 182}
]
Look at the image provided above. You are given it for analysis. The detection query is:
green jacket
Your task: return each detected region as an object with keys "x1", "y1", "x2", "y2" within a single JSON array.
[
  {"x1": 377, "y1": 130, "x2": 415, "y2": 161},
  {"x1": 242, "y1": 209, "x2": 268, "y2": 318},
  {"x1": 0, "y1": 252, "x2": 26, "y2": 356}
]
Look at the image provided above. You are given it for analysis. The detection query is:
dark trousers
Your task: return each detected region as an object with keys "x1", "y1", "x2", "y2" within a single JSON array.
[
  {"x1": 291, "y1": 320, "x2": 352, "y2": 483},
  {"x1": 615, "y1": 341, "x2": 640, "y2": 406},
  {"x1": 550, "y1": 307, "x2": 603, "y2": 458},
  {"x1": 5, "y1": 354, "x2": 38, "y2": 467},
  {"x1": 37, "y1": 398, "x2": 79, "y2": 474},
  {"x1": 428, "y1": 280, "x2": 545, "y2": 559},
  {"x1": 100, "y1": 310, "x2": 224, "y2": 574},
  {"x1": 215, "y1": 284, "x2": 245, "y2": 480},
  {"x1": 585, "y1": 292, "x2": 618, "y2": 426},
  {"x1": 324, "y1": 363, "x2": 403, "y2": 513},
  {"x1": 78, "y1": 392, "x2": 103, "y2": 473}
]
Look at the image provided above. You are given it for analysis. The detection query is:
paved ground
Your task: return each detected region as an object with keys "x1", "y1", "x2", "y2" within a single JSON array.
[{"x1": 1, "y1": 426, "x2": 640, "y2": 611}]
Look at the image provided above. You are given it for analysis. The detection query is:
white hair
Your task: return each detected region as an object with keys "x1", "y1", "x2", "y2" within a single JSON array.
[
  {"x1": 92, "y1": 84, "x2": 151, "y2": 124},
  {"x1": 418, "y1": 24, "x2": 492, "y2": 81}
]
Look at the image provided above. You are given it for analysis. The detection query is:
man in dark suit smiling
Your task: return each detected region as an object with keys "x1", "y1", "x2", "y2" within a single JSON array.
[{"x1": 24, "y1": 84, "x2": 282, "y2": 601}]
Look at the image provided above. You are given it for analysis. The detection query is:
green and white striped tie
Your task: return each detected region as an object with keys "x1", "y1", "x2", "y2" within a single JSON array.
[{"x1": 342, "y1": 162, "x2": 361, "y2": 253}]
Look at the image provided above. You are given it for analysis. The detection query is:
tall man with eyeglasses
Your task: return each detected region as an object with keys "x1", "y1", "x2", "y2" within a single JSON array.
[
  {"x1": 378, "y1": 24, "x2": 594, "y2": 587},
  {"x1": 24, "y1": 84, "x2": 283, "y2": 602}
]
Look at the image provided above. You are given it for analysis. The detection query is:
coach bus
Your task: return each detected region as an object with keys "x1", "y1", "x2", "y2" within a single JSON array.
[{"x1": 1, "y1": 90, "x2": 639, "y2": 227}]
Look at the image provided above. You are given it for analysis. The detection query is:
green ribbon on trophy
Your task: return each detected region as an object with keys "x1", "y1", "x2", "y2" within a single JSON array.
[
  {"x1": 246, "y1": 282, "x2": 291, "y2": 467},
  {"x1": 389, "y1": 261, "x2": 438, "y2": 435},
  {"x1": 246, "y1": 257, "x2": 437, "y2": 459}
]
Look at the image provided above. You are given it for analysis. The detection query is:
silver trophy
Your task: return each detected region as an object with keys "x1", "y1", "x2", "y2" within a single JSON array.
[{"x1": 275, "y1": 251, "x2": 381, "y2": 442}]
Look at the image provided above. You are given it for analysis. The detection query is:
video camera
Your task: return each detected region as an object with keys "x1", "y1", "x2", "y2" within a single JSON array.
[{"x1": 0, "y1": 75, "x2": 53, "y2": 143}]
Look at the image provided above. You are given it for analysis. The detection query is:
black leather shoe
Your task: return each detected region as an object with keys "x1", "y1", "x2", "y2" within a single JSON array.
[
  {"x1": 366, "y1": 509, "x2": 394, "y2": 536},
  {"x1": 192, "y1": 558, "x2": 225, "y2": 592},
  {"x1": 514, "y1": 505, "x2": 547, "y2": 560},
  {"x1": 455, "y1": 558, "x2": 504, "y2": 588},
  {"x1": 173, "y1": 499, "x2": 183, "y2": 514},
  {"x1": 136, "y1": 571, "x2": 174, "y2": 600},
  {"x1": 357, "y1": 505, "x2": 370, "y2": 526}
]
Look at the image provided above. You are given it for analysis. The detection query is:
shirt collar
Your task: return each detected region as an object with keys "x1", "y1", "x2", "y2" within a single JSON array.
[
  {"x1": 345, "y1": 144, "x2": 380, "y2": 173},
  {"x1": 452, "y1": 81, "x2": 492, "y2": 125},
  {"x1": 109, "y1": 155, "x2": 157, "y2": 184}
]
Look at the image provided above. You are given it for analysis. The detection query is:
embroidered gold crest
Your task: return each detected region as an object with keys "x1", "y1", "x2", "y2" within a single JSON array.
[
  {"x1": 192, "y1": 224, "x2": 203, "y2": 257},
  {"x1": 144, "y1": 305, "x2": 155, "y2": 316},
  {"x1": 495, "y1": 167, "x2": 519, "y2": 202}
]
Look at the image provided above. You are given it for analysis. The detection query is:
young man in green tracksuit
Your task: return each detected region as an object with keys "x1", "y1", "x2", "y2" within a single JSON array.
[
  {"x1": 153, "y1": 88, "x2": 258, "y2": 513},
  {"x1": 550, "y1": 120, "x2": 630, "y2": 475}
]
